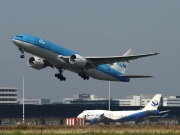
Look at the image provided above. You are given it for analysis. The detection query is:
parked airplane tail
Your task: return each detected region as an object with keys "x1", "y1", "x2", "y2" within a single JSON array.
[
  {"x1": 111, "y1": 49, "x2": 133, "y2": 74},
  {"x1": 143, "y1": 94, "x2": 162, "y2": 111}
]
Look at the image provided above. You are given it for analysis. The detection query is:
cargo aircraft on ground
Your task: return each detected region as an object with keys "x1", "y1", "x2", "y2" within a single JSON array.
[
  {"x1": 77, "y1": 94, "x2": 170, "y2": 124},
  {"x1": 12, "y1": 34, "x2": 159, "y2": 81}
]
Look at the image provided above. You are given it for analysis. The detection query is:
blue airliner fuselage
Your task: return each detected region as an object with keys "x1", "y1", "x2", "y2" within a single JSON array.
[{"x1": 12, "y1": 34, "x2": 158, "y2": 81}]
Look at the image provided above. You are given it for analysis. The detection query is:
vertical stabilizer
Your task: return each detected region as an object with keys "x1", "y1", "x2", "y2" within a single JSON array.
[
  {"x1": 143, "y1": 94, "x2": 161, "y2": 110},
  {"x1": 111, "y1": 49, "x2": 133, "y2": 74}
]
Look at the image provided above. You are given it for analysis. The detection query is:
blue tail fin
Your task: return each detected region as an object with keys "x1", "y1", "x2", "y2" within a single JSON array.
[{"x1": 111, "y1": 49, "x2": 133, "y2": 74}]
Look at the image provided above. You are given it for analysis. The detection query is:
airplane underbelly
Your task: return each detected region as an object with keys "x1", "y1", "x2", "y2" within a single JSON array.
[{"x1": 86, "y1": 69, "x2": 119, "y2": 81}]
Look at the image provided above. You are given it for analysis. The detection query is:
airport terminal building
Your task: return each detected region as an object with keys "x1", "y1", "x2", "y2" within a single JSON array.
[
  {"x1": 63, "y1": 94, "x2": 180, "y2": 107},
  {"x1": 0, "y1": 87, "x2": 17, "y2": 105},
  {"x1": 63, "y1": 94, "x2": 163, "y2": 106},
  {"x1": 1, "y1": 88, "x2": 180, "y2": 125},
  {"x1": 18, "y1": 98, "x2": 50, "y2": 105}
]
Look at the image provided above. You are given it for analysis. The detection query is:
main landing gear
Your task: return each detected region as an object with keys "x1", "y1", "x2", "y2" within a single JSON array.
[
  {"x1": 78, "y1": 72, "x2": 89, "y2": 80},
  {"x1": 19, "y1": 48, "x2": 25, "y2": 58},
  {"x1": 55, "y1": 69, "x2": 66, "y2": 81}
]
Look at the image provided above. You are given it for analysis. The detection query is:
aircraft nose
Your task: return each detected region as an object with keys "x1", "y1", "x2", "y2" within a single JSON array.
[
  {"x1": 77, "y1": 113, "x2": 83, "y2": 118},
  {"x1": 77, "y1": 113, "x2": 86, "y2": 119},
  {"x1": 12, "y1": 38, "x2": 18, "y2": 45},
  {"x1": 77, "y1": 114, "x2": 81, "y2": 118},
  {"x1": 12, "y1": 37, "x2": 21, "y2": 47},
  {"x1": 12, "y1": 36, "x2": 17, "y2": 42}
]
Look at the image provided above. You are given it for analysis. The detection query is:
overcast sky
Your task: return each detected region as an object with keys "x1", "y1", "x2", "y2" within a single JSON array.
[{"x1": 0, "y1": 0, "x2": 179, "y2": 103}]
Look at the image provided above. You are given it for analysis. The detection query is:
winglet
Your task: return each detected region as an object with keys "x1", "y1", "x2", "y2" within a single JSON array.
[{"x1": 123, "y1": 49, "x2": 133, "y2": 56}]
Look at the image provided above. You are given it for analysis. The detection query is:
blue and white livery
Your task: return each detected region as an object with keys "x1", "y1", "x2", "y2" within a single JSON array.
[
  {"x1": 77, "y1": 94, "x2": 170, "y2": 124},
  {"x1": 12, "y1": 34, "x2": 159, "y2": 81}
]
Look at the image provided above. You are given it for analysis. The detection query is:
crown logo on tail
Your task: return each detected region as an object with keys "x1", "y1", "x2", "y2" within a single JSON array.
[{"x1": 151, "y1": 99, "x2": 158, "y2": 107}]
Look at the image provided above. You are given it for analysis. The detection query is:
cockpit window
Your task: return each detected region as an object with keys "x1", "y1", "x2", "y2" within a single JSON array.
[{"x1": 16, "y1": 35, "x2": 23, "y2": 38}]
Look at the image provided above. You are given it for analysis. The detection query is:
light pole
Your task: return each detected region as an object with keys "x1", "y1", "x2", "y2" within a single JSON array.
[
  {"x1": 22, "y1": 75, "x2": 25, "y2": 124},
  {"x1": 109, "y1": 81, "x2": 111, "y2": 111}
]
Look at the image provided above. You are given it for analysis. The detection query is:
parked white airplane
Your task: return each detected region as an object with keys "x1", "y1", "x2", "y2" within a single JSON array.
[
  {"x1": 77, "y1": 94, "x2": 170, "y2": 124},
  {"x1": 12, "y1": 34, "x2": 159, "y2": 81}
]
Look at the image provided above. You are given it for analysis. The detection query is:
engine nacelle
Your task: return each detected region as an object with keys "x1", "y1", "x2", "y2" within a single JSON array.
[
  {"x1": 69, "y1": 54, "x2": 87, "y2": 67},
  {"x1": 28, "y1": 57, "x2": 45, "y2": 70}
]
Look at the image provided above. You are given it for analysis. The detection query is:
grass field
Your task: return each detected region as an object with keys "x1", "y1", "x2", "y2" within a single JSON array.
[{"x1": 0, "y1": 124, "x2": 180, "y2": 135}]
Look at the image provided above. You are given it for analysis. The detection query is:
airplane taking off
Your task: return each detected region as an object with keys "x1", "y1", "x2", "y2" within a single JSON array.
[
  {"x1": 12, "y1": 34, "x2": 159, "y2": 81},
  {"x1": 77, "y1": 94, "x2": 170, "y2": 124}
]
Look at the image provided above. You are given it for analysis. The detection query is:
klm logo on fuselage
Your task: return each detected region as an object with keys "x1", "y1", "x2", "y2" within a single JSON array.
[
  {"x1": 39, "y1": 39, "x2": 45, "y2": 44},
  {"x1": 117, "y1": 62, "x2": 127, "y2": 69}
]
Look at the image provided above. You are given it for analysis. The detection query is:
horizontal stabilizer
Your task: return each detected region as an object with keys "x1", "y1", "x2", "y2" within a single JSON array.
[
  {"x1": 148, "y1": 113, "x2": 168, "y2": 118},
  {"x1": 159, "y1": 110, "x2": 171, "y2": 113},
  {"x1": 119, "y1": 75, "x2": 153, "y2": 78},
  {"x1": 162, "y1": 114, "x2": 169, "y2": 117}
]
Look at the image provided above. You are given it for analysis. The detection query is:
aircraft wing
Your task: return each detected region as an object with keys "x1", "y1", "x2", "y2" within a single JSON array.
[
  {"x1": 91, "y1": 113, "x2": 115, "y2": 124},
  {"x1": 85, "y1": 53, "x2": 159, "y2": 65},
  {"x1": 59, "y1": 52, "x2": 159, "y2": 67},
  {"x1": 99, "y1": 115, "x2": 114, "y2": 121},
  {"x1": 99, "y1": 116, "x2": 115, "y2": 125}
]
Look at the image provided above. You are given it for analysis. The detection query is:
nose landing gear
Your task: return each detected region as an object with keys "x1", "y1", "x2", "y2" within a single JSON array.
[{"x1": 19, "y1": 48, "x2": 25, "y2": 58}]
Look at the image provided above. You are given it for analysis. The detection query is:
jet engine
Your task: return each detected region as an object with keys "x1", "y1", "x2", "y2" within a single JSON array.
[
  {"x1": 69, "y1": 54, "x2": 87, "y2": 67},
  {"x1": 28, "y1": 57, "x2": 45, "y2": 70}
]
